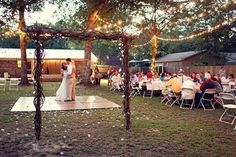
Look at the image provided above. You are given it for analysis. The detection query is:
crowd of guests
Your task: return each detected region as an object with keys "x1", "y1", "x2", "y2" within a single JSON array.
[{"x1": 107, "y1": 66, "x2": 236, "y2": 105}]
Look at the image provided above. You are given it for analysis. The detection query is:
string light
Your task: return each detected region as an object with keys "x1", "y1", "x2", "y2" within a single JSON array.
[
  {"x1": 95, "y1": 15, "x2": 123, "y2": 31},
  {"x1": 131, "y1": 14, "x2": 235, "y2": 48},
  {"x1": 164, "y1": 0, "x2": 235, "y2": 31},
  {"x1": 131, "y1": 40, "x2": 151, "y2": 48},
  {"x1": 158, "y1": 16, "x2": 236, "y2": 42}
]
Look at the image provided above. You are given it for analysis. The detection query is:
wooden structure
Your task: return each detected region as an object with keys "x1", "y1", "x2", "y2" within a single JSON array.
[
  {"x1": 0, "y1": 48, "x2": 98, "y2": 78},
  {"x1": 24, "y1": 26, "x2": 134, "y2": 140},
  {"x1": 156, "y1": 51, "x2": 227, "y2": 74},
  {"x1": 182, "y1": 65, "x2": 236, "y2": 76}
]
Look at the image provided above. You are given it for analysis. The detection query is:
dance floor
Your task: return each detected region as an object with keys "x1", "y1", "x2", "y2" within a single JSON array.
[{"x1": 11, "y1": 96, "x2": 120, "y2": 112}]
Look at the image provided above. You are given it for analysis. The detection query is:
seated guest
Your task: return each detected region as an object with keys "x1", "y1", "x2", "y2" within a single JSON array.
[
  {"x1": 214, "y1": 74, "x2": 223, "y2": 88},
  {"x1": 182, "y1": 77, "x2": 197, "y2": 92},
  {"x1": 227, "y1": 74, "x2": 235, "y2": 89},
  {"x1": 195, "y1": 73, "x2": 215, "y2": 107},
  {"x1": 178, "y1": 71, "x2": 188, "y2": 83},
  {"x1": 137, "y1": 71, "x2": 143, "y2": 82},
  {"x1": 112, "y1": 71, "x2": 122, "y2": 91},
  {"x1": 215, "y1": 74, "x2": 222, "y2": 83},
  {"x1": 130, "y1": 73, "x2": 139, "y2": 86},
  {"x1": 142, "y1": 72, "x2": 148, "y2": 80},
  {"x1": 182, "y1": 77, "x2": 197, "y2": 100},
  {"x1": 211, "y1": 77, "x2": 223, "y2": 93},
  {"x1": 219, "y1": 66, "x2": 226, "y2": 77},
  {"x1": 227, "y1": 74, "x2": 235, "y2": 82},
  {"x1": 147, "y1": 71, "x2": 153, "y2": 79},
  {"x1": 196, "y1": 73, "x2": 202, "y2": 83},
  {"x1": 199, "y1": 72, "x2": 205, "y2": 82},
  {"x1": 156, "y1": 73, "x2": 160, "y2": 79},
  {"x1": 200, "y1": 73, "x2": 216, "y2": 93},
  {"x1": 159, "y1": 73, "x2": 165, "y2": 81},
  {"x1": 167, "y1": 74, "x2": 182, "y2": 93},
  {"x1": 191, "y1": 72, "x2": 200, "y2": 83},
  {"x1": 165, "y1": 73, "x2": 172, "y2": 81}
]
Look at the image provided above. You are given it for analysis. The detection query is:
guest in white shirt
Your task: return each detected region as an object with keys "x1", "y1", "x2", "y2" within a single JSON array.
[
  {"x1": 112, "y1": 71, "x2": 122, "y2": 90},
  {"x1": 142, "y1": 72, "x2": 148, "y2": 81},
  {"x1": 182, "y1": 77, "x2": 197, "y2": 100},
  {"x1": 130, "y1": 73, "x2": 139, "y2": 86}
]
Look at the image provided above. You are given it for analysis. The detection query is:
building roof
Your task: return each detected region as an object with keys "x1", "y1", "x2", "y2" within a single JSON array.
[
  {"x1": 156, "y1": 51, "x2": 202, "y2": 63},
  {"x1": 0, "y1": 48, "x2": 98, "y2": 62}
]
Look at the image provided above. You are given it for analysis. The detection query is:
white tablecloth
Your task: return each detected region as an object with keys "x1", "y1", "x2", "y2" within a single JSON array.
[{"x1": 139, "y1": 80, "x2": 166, "y2": 91}]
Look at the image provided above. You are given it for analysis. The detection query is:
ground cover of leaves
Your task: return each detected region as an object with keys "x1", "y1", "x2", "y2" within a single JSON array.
[{"x1": 0, "y1": 80, "x2": 235, "y2": 157}]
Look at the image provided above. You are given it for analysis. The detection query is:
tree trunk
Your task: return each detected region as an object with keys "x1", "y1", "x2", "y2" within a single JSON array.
[
  {"x1": 122, "y1": 37, "x2": 131, "y2": 130},
  {"x1": 19, "y1": 3, "x2": 29, "y2": 85},
  {"x1": 80, "y1": 10, "x2": 98, "y2": 86}
]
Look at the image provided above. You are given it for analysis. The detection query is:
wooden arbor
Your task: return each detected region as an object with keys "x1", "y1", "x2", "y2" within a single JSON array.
[{"x1": 25, "y1": 26, "x2": 133, "y2": 140}]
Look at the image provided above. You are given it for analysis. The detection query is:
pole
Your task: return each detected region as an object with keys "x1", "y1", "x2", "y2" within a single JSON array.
[
  {"x1": 121, "y1": 37, "x2": 131, "y2": 130},
  {"x1": 33, "y1": 33, "x2": 44, "y2": 140}
]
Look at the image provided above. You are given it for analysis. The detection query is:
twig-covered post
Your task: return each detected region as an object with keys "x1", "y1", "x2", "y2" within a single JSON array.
[
  {"x1": 33, "y1": 33, "x2": 45, "y2": 140},
  {"x1": 122, "y1": 36, "x2": 132, "y2": 130}
]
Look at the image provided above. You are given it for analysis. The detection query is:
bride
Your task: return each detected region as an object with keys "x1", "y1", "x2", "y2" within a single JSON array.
[{"x1": 56, "y1": 62, "x2": 68, "y2": 101}]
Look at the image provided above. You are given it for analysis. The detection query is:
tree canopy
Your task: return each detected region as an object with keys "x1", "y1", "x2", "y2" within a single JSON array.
[{"x1": 0, "y1": 0, "x2": 235, "y2": 60}]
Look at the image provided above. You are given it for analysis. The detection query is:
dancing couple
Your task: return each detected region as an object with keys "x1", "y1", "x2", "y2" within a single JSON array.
[{"x1": 56, "y1": 58, "x2": 76, "y2": 102}]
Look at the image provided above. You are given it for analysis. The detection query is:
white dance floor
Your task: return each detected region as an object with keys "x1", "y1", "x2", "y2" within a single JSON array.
[{"x1": 11, "y1": 96, "x2": 120, "y2": 112}]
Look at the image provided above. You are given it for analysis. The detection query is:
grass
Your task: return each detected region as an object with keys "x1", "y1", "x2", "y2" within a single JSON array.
[{"x1": 0, "y1": 79, "x2": 235, "y2": 157}]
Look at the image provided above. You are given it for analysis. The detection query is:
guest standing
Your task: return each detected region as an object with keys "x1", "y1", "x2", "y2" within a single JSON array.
[{"x1": 94, "y1": 66, "x2": 100, "y2": 86}]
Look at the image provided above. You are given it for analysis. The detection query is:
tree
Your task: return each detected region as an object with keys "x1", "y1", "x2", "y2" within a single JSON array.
[
  {"x1": 52, "y1": 0, "x2": 148, "y2": 85},
  {"x1": 0, "y1": 0, "x2": 44, "y2": 85}
]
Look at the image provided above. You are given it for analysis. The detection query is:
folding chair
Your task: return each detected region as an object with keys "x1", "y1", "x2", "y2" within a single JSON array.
[
  {"x1": 214, "y1": 93, "x2": 224, "y2": 107},
  {"x1": 9, "y1": 78, "x2": 20, "y2": 90},
  {"x1": 180, "y1": 88, "x2": 195, "y2": 109},
  {"x1": 165, "y1": 91, "x2": 181, "y2": 107},
  {"x1": 27, "y1": 74, "x2": 34, "y2": 82},
  {"x1": 142, "y1": 82, "x2": 153, "y2": 98},
  {"x1": 0, "y1": 78, "x2": 7, "y2": 91},
  {"x1": 110, "y1": 80, "x2": 117, "y2": 91},
  {"x1": 160, "y1": 87, "x2": 168, "y2": 103},
  {"x1": 197, "y1": 88, "x2": 217, "y2": 110},
  {"x1": 130, "y1": 83, "x2": 141, "y2": 97},
  {"x1": 219, "y1": 93, "x2": 236, "y2": 125}
]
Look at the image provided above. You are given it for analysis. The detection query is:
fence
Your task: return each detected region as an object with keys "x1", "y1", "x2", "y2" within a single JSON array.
[
  {"x1": 181, "y1": 65, "x2": 236, "y2": 76},
  {"x1": 92, "y1": 64, "x2": 236, "y2": 77}
]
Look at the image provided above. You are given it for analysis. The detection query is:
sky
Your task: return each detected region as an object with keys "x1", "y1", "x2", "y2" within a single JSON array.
[{"x1": 25, "y1": 2, "x2": 57, "y2": 25}]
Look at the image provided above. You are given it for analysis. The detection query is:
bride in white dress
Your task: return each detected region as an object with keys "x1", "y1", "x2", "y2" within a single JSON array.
[{"x1": 56, "y1": 62, "x2": 68, "y2": 101}]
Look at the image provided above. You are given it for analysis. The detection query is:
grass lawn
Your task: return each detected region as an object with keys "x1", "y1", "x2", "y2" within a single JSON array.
[{"x1": 0, "y1": 79, "x2": 235, "y2": 157}]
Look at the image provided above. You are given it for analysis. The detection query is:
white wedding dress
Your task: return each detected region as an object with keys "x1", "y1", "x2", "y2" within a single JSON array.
[{"x1": 56, "y1": 70, "x2": 68, "y2": 101}]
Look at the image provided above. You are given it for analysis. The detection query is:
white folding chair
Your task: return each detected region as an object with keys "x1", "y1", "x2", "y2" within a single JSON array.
[
  {"x1": 143, "y1": 82, "x2": 153, "y2": 98},
  {"x1": 180, "y1": 88, "x2": 195, "y2": 109},
  {"x1": 27, "y1": 74, "x2": 34, "y2": 82},
  {"x1": 9, "y1": 78, "x2": 20, "y2": 90},
  {"x1": 219, "y1": 93, "x2": 236, "y2": 125},
  {"x1": 197, "y1": 89, "x2": 217, "y2": 110},
  {"x1": 165, "y1": 91, "x2": 181, "y2": 107},
  {"x1": 0, "y1": 78, "x2": 7, "y2": 91},
  {"x1": 160, "y1": 88, "x2": 169, "y2": 104},
  {"x1": 131, "y1": 83, "x2": 141, "y2": 97}
]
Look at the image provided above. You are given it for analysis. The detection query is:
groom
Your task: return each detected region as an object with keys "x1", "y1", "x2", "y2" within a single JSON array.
[{"x1": 66, "y1": 58, "x2": 76, "y2": 101}]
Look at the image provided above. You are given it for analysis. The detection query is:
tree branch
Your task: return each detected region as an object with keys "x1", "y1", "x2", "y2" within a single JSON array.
[{"x1": 24, "y1": 26, "x2": 136, "y2": 41}]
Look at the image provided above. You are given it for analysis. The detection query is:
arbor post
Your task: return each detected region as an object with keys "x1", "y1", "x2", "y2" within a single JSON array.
[
  {"x1": 33, "y1": 35, "x2": 45, "y2": 140},
  {"x1": 121, "y1": 37, "x2": 132, "y2": 130}
]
